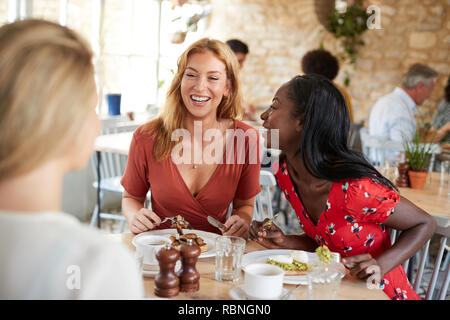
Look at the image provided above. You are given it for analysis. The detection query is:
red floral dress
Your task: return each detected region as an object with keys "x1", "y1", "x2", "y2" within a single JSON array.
[{"x1": 274, "y1": 160, "x2": 421, "y2": 300}]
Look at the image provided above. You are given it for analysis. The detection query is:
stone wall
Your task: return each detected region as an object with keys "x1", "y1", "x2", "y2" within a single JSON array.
[{"x1": 205, "y1": 0, "x2": 450, "y2": 125}]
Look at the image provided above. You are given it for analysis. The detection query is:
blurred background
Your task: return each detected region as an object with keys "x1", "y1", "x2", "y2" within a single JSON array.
[{"x1": 0, "y1": 0, "x2": 448, "y2": 223}]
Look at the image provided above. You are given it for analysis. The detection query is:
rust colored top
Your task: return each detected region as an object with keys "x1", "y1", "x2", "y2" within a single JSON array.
[{"x1": 121, "y1": 120, "x2": 261, "y2": 234}]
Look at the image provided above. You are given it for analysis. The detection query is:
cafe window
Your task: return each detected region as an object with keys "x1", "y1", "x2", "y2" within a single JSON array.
[{"x1": 1, "y1": 0, "x2": 209, "y2": 115}]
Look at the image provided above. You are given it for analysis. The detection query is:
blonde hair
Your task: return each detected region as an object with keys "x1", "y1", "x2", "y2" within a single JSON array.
[
  {"x1": 0, "y1": 19, "x2": 95, "y2": 180},
  {"x1": 145, "y1": 38, "x2": 243, "y2": 161}
]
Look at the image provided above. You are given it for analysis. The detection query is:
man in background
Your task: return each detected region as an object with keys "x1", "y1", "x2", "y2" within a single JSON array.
[
  {"x1": 369, "y1": 63, "x2": 438, "y2": 143},
  {"x1": 226, "y1": 39, "x2": 257, "y2": 121},
  {"x1": 226, "y1": 39, "x2": 249, "y2": 69}
]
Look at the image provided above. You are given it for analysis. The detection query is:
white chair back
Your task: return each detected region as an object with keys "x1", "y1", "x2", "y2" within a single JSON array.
[
  {"x1": 360, "y1": 127, "x2": 441, "y2": 172},
  {"x1": 90, "y1": 118, "x2": 140, "y2": 181},
  {"x1": 360, "y1": 127, "x2": 405, "y2": 166},
  {"x1": 89, "y1": 116, "x2": 140, "y2": 232},
  {"x1": 392, "y1": 226, "x2": 449, "y2": 300},
  {"x1": 253, "y1": 170, "x2": 277, "y2": 222},
  {"x1": 413, "y1": 226, "x2": 449, "y2": 300}
]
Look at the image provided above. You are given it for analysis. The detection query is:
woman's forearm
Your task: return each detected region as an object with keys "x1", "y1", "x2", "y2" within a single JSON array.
[
  {"x1": 376, "y1": 219, "x2": 436, "y2": 277},
  {"x1": 283, "y1": 234, "x2": 318, "y2": 251},
  {"x1": 122, "y1": 195, "x2": 145, "y2": 223},
  {"x1": 232, "y1": 205, "x2": 253, "y2": 225}
]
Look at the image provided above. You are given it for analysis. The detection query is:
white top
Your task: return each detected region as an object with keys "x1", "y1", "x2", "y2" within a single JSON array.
[
  {"x1": 368, "y1": 87, "x2": 417, "y2": 142},
  {"x1": 0, "y1": 211, "x2": 144, "y2": 299}
]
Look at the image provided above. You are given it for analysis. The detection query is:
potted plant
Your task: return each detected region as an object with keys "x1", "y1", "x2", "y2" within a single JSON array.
[
  {"x1": 402, "y1": 128, "x2": 434, "y2": 189},
  {"x1": 328, "y1": 0, "x2": 368, "y2": 86}
]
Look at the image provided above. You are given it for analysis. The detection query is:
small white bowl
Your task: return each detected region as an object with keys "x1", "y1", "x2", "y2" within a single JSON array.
[{"x1": 134, "y1": 235, "x2": 172, "y2": 265}]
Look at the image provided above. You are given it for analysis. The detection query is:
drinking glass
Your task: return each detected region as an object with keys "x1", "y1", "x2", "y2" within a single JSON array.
[
  {"x1": 215, "y1": 236, "x2": 246, "y2": 282},
  {"x1": 307, "y1": 267, "x2": 343, "y2": 300}
]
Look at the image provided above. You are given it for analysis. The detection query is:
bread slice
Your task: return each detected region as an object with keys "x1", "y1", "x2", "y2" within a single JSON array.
[
  {"x1": 283, "y1": 269, "x2": 308, "y2": 275},
  {"x1": 266, "y1": 258, "x2": 310, "y2": 275}
]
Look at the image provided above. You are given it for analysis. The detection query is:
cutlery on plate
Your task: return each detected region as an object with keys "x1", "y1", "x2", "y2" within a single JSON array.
[
  {"x1": 207, "y1": 216, "x2": 228, "y2": 232},
  {"x1": 280, "y1": 283, "x2": 301, "y2": 300}
]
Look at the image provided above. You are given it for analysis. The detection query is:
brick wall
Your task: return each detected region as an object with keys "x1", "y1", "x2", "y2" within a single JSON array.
[{"x1": 205, "y1": 0, "x2": 450, "y2": 125}]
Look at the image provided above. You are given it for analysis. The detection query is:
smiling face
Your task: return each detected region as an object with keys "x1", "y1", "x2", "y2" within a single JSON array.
[
  {"x1": 180, "y1": 50, "x2": 230, "y2": 121},
  {"x1": 260, "y1": 82, "x2": 302, "y2": 152}
]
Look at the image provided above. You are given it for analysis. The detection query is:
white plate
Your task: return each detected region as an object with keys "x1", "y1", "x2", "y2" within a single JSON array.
[
  {"x1": 132, "y1": 229, "x2": 219, "y2": 261},
  {"x1": 229, "y1": 285, "x2": 295, "y2": 300},
  {"x1": 241, "y1": 249, "x2": 341, "y2": 285}
]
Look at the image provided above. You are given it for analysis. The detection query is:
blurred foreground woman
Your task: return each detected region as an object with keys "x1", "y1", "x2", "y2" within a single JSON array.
[{"x1": 0, "y1": 19, "x2": 143, "y2": 299}]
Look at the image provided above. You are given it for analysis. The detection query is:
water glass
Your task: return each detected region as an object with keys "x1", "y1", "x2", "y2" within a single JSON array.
[
  {"x1": 215, "y1": 236, "x2": 246, "y2": 282},
  {"x1": 307, "y1": 268, "x2": 342, "y2": 300},
  {"x1": 440, "y1": 160, "x2": 449, "y2": 186}
]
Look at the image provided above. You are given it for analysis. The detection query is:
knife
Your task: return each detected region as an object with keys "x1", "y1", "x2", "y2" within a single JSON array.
[{"x1": 207, "y1": 216, "x2": 228, "y2": 232}]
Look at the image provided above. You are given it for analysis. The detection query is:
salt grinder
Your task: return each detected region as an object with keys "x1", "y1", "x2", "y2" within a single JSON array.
[
  {"x1": 154, "y1": 244, "x2": 180, "y2": 298},
  {"x1": 178, "y1": 239, "x2": 201, "y2": 292}
]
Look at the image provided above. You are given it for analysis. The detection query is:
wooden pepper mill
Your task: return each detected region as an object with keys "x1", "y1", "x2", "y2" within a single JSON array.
[
  {"x1": 178, "y1": 239, "x2": 201, "y2": 292},
  {"x1": 154, "y1": 244, "x2": 180, "y2": 298},
  {"x1": 396, "y1": 162, "x2": 410, "y2": 187}
]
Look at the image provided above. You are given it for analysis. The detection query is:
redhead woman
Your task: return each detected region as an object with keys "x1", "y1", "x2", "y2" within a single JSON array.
[
  {"x1": 249, "y1": 74, "x2": 436, "y2": 300},
  {"x1": 0, "y1": 19, "x2": 143, "y2": 299},
  {"x1": 121, "y1": 38, "x2": 261, "y2": 237}
]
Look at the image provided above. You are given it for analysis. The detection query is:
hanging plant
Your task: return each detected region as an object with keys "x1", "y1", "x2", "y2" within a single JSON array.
[
  {"x1": 169, "y1": 5, "x2": 212, "y2": 44},
  {"x1": 328, "y1": 0, "x2": 368, "y2": 85}
]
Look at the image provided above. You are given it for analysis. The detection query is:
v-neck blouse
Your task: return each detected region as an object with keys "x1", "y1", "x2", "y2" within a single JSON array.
[
  {"x1": 121, "y1": 120, "x2": 261, "y2": 234},
  {"x1": 274, "y1": 159, "x2": 421, "y2": 300}
]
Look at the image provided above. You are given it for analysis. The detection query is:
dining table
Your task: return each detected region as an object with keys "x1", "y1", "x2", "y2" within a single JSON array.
[
  {"x1": 107, "y1": 233, "x2": 389, "y2": 300},
  {"x1": 398, "y1": 171, "x2": 450, "y2": 228}
]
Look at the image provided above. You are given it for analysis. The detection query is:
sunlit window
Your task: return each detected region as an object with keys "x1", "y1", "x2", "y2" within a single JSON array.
[{"x1": 0, "y1": 0, "x2": 210, "y2": 116}]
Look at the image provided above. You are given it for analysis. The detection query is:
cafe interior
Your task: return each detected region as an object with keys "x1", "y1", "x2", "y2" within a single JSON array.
[{"x1": 0, "y1": 0, "x2": 449, "y2": 301}]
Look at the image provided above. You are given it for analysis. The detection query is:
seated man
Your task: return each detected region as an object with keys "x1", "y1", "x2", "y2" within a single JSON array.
[
  {"x1": 369, "y1": 63, "x2": 438, "y2": 143},
  {"x1": 430, "y1": 76, "x2": 450, "y2": 143}
]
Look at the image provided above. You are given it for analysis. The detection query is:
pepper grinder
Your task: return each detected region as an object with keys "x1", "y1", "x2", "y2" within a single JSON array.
[
  {"x1": 154, "y1": 244, "x2": 180, "y2": 298},
  {"x1": 178, "y1": 239, "x2": 201, "y2": 292},
  {"x1": 396, "y1": 162, "x2": 410, "y2": 187}
]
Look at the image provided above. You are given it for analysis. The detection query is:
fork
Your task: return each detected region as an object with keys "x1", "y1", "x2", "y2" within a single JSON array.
[
  {"x1": 261, "y1": 213, "x2": 280, "y2": 232},
  {"x1": 160, "y1": 217, "x2": 176, "y2": 224},
  {"x1": 280, "y1": 283, "x2": 302, "y2": 300}
]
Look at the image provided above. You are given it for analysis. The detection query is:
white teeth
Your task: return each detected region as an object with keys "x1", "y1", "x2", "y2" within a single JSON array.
[{"x1": 191, "y1": 95, "x2": 210, "y2": 102}]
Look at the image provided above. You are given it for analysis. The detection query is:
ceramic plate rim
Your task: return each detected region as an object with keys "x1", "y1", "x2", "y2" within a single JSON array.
[
  {"x1": 229, "y1": 285, "x2": 294, "y2": 300},
  {"x1": 242, "y1": 249, "x2": 341, "y2": 285},
  {"x1": 132, "y1": 229, "x2": 219, "y2": 259}
]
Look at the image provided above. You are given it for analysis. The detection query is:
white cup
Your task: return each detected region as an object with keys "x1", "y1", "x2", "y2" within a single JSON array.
[
  {"x1": 243, "y1": 263, "x2": 284, "y2": 299},
  {"x1": 135, "y1": 235, "x2": 172, "y2": 266}
]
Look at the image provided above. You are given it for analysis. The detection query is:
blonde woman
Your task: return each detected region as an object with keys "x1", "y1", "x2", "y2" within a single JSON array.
[
  {"x1": 0, "y1": 19, "x2": 143, "y2": 299},
  {"x1": 121, "y1": 38, "x2": 261, "y2": 237}
]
